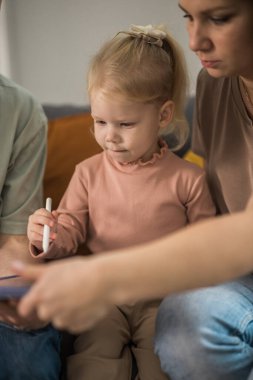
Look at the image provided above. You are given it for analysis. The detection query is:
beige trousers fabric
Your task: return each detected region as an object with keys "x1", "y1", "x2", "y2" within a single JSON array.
[{"x1": 67, "y1": 300, "x2": 169, "y2": 380}]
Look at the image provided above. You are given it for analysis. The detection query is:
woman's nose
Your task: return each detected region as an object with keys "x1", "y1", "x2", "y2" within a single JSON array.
[{"x1": 188, "y1": 22, "x2": 212, "y2": 53}]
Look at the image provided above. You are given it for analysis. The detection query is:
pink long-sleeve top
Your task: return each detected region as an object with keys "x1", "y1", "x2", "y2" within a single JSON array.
[{"x1": 31, "y1": 142, "x2": 216, "y2": 259}]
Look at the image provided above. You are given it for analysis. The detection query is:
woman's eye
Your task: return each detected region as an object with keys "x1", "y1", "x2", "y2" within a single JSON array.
[
  {"x1": 183, "y1": 13, "x2": 193, "y2": 22},
  {"x1": 210, "y1": 15, "x2": 232, "y2": 25},
  {"x1": 210, "y1": 14, "x2": 233, "y2": 25},
  {"x1": 182, "y1": 12, "x2": 232, "y2": 25}
]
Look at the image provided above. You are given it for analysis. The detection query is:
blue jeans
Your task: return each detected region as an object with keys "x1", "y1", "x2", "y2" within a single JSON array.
[
  {"x1": 0, "y1": 322, "x2": 62, "y2": 380},
  {"x1": 155, "y1": 275, "x2": 253, "y2": 380}
]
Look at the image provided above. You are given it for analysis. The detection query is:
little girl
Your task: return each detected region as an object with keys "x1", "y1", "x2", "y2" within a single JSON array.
[{"x1": 27, "y1": 24, "x2": 215, "y2": 380}]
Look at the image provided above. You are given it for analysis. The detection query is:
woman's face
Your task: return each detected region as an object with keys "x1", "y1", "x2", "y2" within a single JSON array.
[{"x1": 179, "y1": 0, "x2": 253, "y2": 79}]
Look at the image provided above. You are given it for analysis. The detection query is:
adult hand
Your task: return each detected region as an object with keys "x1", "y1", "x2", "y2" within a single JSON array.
[
  {"x1": 0, "y1": 234, "x2": 47, "y2": 329},
  {"x1": 14, "y1": 258, "x2": 112, "y2": 333}
]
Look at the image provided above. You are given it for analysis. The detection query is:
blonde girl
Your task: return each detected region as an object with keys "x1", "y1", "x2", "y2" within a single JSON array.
[{"x1": 23, "y1": 24, "x2": 215, "y2": 380}]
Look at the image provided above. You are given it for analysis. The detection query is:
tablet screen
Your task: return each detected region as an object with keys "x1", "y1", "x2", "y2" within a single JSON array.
[{"x1": 0, "y1": 275, "x2": 30, "y2": 300}]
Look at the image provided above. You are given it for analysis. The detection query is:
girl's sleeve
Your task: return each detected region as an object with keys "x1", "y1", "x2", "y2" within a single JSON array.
[
  {"x1": 185, "y1": 171, "x2": 217, "y2": 223},
  {"x1": 31, "y1": 166, "x2": 89, "y2": 259}
]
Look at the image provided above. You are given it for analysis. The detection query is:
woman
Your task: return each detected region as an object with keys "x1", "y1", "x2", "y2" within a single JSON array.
[
  {"x1": 154, "y1": 1, "x2": 253, "y2": 379},
  {"x1": 15, "y1": 0, "x2": 253, "y2": 379}
]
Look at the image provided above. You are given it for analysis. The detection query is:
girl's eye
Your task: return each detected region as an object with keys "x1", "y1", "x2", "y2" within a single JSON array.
[
  {"x1": 95, "y1": 120, "x2": 106, "y2": 125},
  {"x1": 120, "y1": 122, "x2": 135, "y2": 128}
]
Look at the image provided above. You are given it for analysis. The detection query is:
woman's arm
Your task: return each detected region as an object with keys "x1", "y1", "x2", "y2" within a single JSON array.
[{"x1": 16, "y1": 196, "x2": 253, "y2": 333}]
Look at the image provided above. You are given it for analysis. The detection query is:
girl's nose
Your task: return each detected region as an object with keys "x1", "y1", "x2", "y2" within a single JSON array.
[
  {"x1": 105, "y1": 125, "x2": 119, "y2": 143},
  {"x1": 188, "y1": 22, "x2": 212, "y2": 53}
]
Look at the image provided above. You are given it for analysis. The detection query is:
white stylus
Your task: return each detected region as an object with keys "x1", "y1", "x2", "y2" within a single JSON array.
[{"x1": 42, "y1": 197, "x2": 52, "y2": 252}]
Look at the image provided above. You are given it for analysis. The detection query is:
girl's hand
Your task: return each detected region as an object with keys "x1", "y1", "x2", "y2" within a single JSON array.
[
  {"x1": 27, "y1": 209, "x2": 58, "y2": 251},
  {"x1": 13, "y1": 259, "x2": 112, "y2": 333}
]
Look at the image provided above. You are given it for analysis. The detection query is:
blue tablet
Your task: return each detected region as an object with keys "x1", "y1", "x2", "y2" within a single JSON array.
[
  {"x1": 0, "y1": 285, "x2": 30, "y2": 300},
  {"x1": 0, "y1": 275, "x2": 31, "y2": 300}
]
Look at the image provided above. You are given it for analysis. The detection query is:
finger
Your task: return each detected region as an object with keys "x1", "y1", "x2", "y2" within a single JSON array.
[
  {"x1": 17, "y1": 284, "x2": 42, "y2": 317},
  {"x1": 67, "y1": 316, "x2": 97, "y2": 333},
  {"x1": 28, "y1": 229, "x2": 44, "y2": 243},
  {"x1": 12, "y1": 261, "x2": 46, "y2": 280},
  {"x1": 0, "y1": 303, "x2": 22, "y2": 325},
  {"x1": 36, "y1": 304, "x2": 52, "y2": 323},
  {"x1": 29, "y1": 214, "x2": 54, "y2": 229},
  {"x1": 51, "y1": 210, "x2": 58, "y2": 219},
  {"x1": 51, "y1": 312, "x2": 86, "y2": 333}
]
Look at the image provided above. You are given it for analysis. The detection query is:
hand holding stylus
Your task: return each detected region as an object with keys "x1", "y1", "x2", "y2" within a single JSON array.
[{"x1": 27, "y1": 197, "x2": 56, "y2": 252}]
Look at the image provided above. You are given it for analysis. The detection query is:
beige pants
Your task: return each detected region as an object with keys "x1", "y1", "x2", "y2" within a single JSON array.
[{"x1": 67, "y1": 300, "x2": 169, "y2": 380}]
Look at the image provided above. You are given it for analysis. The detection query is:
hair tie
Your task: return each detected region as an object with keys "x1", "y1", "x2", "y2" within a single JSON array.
[{"x1": 117, "y1": 24, "x2": 167, "y2": 48}]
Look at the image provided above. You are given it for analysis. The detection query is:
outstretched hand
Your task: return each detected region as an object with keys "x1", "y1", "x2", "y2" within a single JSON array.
[{"x1": 13, "y1": 258, "x2": 112, "y2": 333}]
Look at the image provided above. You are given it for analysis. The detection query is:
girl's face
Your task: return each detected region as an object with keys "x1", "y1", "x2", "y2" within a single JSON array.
[
  {"x1": 179, "y1": 0, "x2": 253, "y2": 79},
  {"x1": 90, "y1": 92, "x2": 173, "y2": 164}
]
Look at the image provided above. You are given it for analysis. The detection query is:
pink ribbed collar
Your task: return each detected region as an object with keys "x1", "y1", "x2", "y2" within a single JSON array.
[{"x1": 106, "y1": 139, "x2": 169, "y2": 171}]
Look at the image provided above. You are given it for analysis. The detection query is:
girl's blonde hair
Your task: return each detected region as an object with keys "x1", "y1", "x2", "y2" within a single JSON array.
[{"x1": 87, "y1": 24, "x2": 189, "y2": 151}]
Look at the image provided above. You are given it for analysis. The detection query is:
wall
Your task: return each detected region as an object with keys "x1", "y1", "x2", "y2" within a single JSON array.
[
  {"x1": 3, "y1": 0, "x2": 201, "y2": 105},
  {"x1": 0, "y1": 1, "x2": 11, "y2": 77}
]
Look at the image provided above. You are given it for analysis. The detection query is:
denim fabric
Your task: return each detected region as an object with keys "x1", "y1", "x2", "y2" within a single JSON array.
[
  {"x1": 0, "y1": 323, "x2": 61, "y2": 380},
  {"x1": 155, "y1": 275, "x2": 253, "y2": 380}
]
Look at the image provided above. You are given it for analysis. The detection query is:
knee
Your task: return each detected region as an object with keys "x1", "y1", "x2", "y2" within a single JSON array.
[
  {"x1": 155, "y1": 286, "x2": 251, "y2": 361},
  {"x1": 155, "y1": 289, "x2": 229, "y2": 358},
  {"x1": 154, "y1": 284, "x2": 253, "y2": 379},
  {"x1": 154, "y1": 294, "x2": 195, "y2": 374},
  {"x1": 155, "y1": 292, "x2": 208, "y2": 341}
]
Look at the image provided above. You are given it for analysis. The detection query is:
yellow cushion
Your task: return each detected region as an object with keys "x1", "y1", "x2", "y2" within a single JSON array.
[{"x1": 183, "y1": 150, "x2": 204, "y2": 168}]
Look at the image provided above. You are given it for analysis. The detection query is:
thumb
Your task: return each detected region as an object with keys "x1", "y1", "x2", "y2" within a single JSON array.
[
  {"x1": 12, "y1": 261, "x2": 46, "y2": 281},
  {"x1": 247, "y1": 194, "x2": 253, "y2": 209}
]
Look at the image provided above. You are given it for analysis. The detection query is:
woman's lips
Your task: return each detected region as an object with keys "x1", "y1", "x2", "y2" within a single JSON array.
[{"x1": 200, "y1": 60, "x2": 220, "y2": 68}]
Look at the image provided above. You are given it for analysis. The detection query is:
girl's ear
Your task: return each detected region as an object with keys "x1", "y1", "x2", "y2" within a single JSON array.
[{"x1": 159, "y1": 100, "x2": 175, "y2": 129}]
